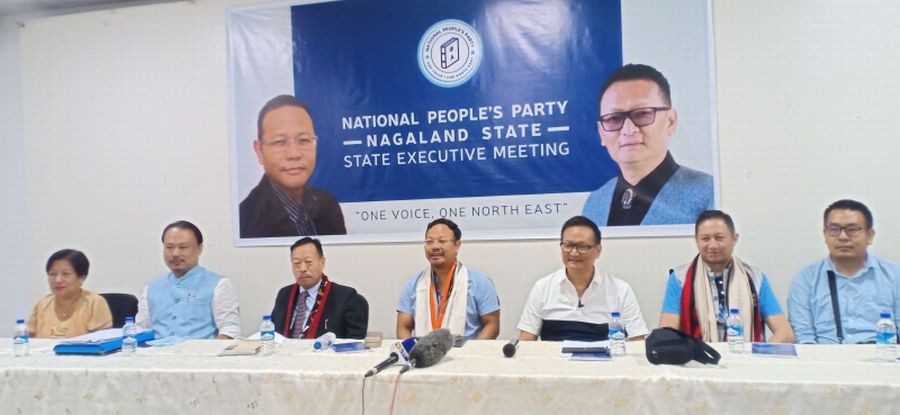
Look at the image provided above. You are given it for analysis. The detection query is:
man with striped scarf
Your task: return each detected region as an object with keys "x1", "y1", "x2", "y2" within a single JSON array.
[{"x1": 659, "y1": 210, "x2": 794, "y2": 343}]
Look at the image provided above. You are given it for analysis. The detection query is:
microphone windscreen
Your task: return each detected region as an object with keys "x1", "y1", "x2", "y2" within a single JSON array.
[
  {"x1": 409, "y1": 328, "x2": 454, "y2": 368},
  {"x1": 502, "y1": 339, "x2": 518, "y2": 358},
  {"x1": 432, "y1": 328, "x2": 455, "y2": 353}
]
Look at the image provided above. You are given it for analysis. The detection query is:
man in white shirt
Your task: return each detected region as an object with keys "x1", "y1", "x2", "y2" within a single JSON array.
[{"x1": 517, "y1": 216, "x2": 648, "y2": 341}]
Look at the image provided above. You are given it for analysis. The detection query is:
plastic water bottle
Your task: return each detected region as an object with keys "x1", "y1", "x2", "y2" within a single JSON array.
[
  {"x1": 875, "y1": 312, "x2": 897, "y2": 362},
  {"x1": 726, "y1": 308, "x2": 745, "y2": 354},
  {"x1": 260, "y1": 314, "x2": 276, "y2": 355},
  {"x1": 13, "y1": 319, "x2": 29, "y2": 357},
  {"x1": 121, "y1": 316, "x2": 139, "y2": 356},
  {"x1": 313, "y1": 332, "x2": 336, "y2": 351},
  {"x1": 609, "y1": 311, "x2": 626, "y2": 357}
]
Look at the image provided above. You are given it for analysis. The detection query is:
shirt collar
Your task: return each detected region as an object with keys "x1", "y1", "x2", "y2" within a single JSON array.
[
  {"x1": 607, "y1": 152, "x2": 680, "y2": 226},
  {"x1": 298, "y1": 279, "x2": 322, "y2": 297},
  {"x1": 267, "y1": 177, "x2": 319, "y2": 235},
  {"x1": 826, "y1": 254, "x2": 874, "y2": 278},
  {"x1": 559, "y1": 267, "x2": 602, "y2": 288},
  {"x1": 168, "y1": 265, "x2": 203, "y2": 283},
  {"x1": 704, "y1": 259, "x2": 733, "y2": 279}
]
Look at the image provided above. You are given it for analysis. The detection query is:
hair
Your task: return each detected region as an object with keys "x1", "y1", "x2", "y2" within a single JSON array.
[
  {"x1": 597, "y1": 63, "x2": 672, "y2": 115},
  {"x1": 426, "y1": 218, "x2": 462, "y2": 241},
  {"x1": 290, "y1": 237, "x2": 324, "y2": 257},
  {"x1": 256, "y1": 95, "x2": 312, "y2": 140},
  {"x1": 560, "y1": 215, "x2": 602, "y2": 244},
  {"x1": 45, "y1": 249, "x2": 90, "y2": 278},
  {"x1": 161, "y1": 220, "x2": 203, "y2": 244},
  {"x1": 824, "y1": 199, "x2": 873, "y2": 229},
  {"x1": 695, "y1": 210, "x2": 736, "y2": 235}
]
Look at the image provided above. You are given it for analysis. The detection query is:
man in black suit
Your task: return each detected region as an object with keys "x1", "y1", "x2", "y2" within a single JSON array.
[{"x1": 271, "y1": 237, "x2": 368, "y2": 339}]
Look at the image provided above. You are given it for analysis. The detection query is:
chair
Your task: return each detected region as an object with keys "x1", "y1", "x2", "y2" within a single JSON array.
[{"x1": 100, "y1": 293, "x2": 139, "y2": 328}]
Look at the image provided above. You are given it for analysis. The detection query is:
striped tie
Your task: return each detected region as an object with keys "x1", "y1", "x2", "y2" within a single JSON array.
[{"x1": 290, "y1": 291, "x2": 310, "y2": 338}]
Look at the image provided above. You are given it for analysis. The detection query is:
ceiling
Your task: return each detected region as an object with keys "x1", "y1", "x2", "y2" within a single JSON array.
[{"x1": 0, "y1": 0, "x2": 179, "y2": 17}]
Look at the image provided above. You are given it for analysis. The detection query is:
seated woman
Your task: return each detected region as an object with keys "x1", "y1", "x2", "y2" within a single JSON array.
[{"x1": 27, "y1": 249, "x2": 113, "y2": 338}]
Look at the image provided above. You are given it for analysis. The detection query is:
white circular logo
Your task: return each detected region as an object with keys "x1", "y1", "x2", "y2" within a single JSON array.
[{"x1": 418, "y1": 19, "x2": 482, "y2": 88}]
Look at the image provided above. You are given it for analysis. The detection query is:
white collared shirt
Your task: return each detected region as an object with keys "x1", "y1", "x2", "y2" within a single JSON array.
[{"x1": 517, "y1": 267, "x2": 649, "y2": 339}]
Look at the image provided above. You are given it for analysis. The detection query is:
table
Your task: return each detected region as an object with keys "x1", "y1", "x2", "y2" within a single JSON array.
[{"x1": 2, "y1": 339, "x2": 899, "y2": 414}]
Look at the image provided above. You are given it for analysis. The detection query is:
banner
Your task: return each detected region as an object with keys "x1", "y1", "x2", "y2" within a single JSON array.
[{"x1": 229, "y1": 0, "x2": 718, "y2": 245}]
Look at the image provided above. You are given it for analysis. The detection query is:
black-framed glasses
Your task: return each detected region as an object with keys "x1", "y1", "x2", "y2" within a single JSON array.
[
  {"x1": 598, "y1": 107, "x2": 670, "y2": 132},
  {"x1": 259, "y1": 135, "x2": 317, "y2": 152},
  {"x1": 560, "y1": 242, "x2": 595, "y2": 254},
  {"x1": 825, "y1": 224, "x2": 865, "y2": 238}
]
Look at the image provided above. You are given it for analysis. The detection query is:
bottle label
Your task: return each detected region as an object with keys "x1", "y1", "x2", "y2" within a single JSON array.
[
  {"x1": 876, "y1": 331, "x2": 897, "y2": 344},
  {"x1": 260, "y1": 330, "x2": 275, "y2": 341},
  {"x1": 727, "y1": 325, "x2": 743, "y2": 339},
  {"x1": 14, "y1": 334, "x2": 28, "y2": 344}
]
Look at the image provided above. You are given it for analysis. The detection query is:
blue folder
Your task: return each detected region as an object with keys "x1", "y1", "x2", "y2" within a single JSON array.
[{"x1": 53, "y1": 330, "x2": 156, "y2": 355}]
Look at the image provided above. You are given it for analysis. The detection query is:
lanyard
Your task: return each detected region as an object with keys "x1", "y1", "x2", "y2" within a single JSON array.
[{"x1": 429, "y1": 260, "x2": 457, "y2": 330}]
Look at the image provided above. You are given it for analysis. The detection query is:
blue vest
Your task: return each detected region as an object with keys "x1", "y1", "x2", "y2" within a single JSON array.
[{"x1": 147, "y1": 266, "x2": 220, "y2": 339}]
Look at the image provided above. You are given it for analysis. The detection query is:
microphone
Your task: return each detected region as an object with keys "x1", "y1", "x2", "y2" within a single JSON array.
[
  {"x1": 453, "y1": 334, "x2": 468, "y2": 348},
  {"x1": 399, "y1": 328, "x2": 454, "y2": 374},
  {"x1": 502, "y1": 338, "x2": 519, "y2": 358},
  {"x1": 364, "y1": 337, "x2": 418, "y2": 377}
]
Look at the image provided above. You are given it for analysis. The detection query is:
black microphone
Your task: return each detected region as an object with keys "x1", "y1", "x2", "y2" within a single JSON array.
[
  {"x1": 365, "y1": 337, "x2": 417, "y2": 377},
  {"x1": 365, "y1": 355, "x2": 399, "y2": 377},
  {"x1": 578, "y1": 299, "x2": 584, "y2": 308},
  {"x1": 502, "y1": 338, "x2": 519, "y2": 358},
  {"x1": 400, "y1": 328, "x2": 454, "y2": 373}
]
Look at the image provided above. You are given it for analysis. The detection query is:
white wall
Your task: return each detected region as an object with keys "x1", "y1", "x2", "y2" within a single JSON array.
[
  {"x1": 0, "y1": 16, "x2": 30, "y2": 336},
  {"x1": 6, "y1": 0, "x2": 900, "y2": 340}
]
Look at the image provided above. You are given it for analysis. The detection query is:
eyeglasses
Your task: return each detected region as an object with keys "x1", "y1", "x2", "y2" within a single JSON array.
[
  {"x1": 259, "y1": 135, "x2": 317, "y2": 152},
  {"x1": 598, "y1": 107, "x2": 670, "y2": 132},
  {"x1": 424, "y1": 239, "x2": 455, "y2": 247},
  {"x1": 560, "y1": 242, "x2": 595, "y2": 254},
  {"x1": 825, "y1": 224, "x2": 865, "y2": 237}
]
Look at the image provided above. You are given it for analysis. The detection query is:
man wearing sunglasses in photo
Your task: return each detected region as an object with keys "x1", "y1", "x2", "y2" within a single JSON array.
[
  {"x1": 788, "y1": 199, "x2": 900, "y2": 344},
  {"x1": 582, "y1": 64, "x2": 713, "y2": 226}
]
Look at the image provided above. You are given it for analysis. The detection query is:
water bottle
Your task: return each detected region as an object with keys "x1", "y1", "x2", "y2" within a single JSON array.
[
  {"x1": 13, "y1": 319, "x2": 29, "y2": 357},
  {"x1": 875, "y1": 312, "x2": 897, "y2": 362},
  {"x1": 726, "y1": 308, "x2": 745, "y2": 354},
  {"x1": 260, "y1": 314, "x2": 276, "y2": 355},
  {"x1": 121, "y1": 316, "x2": 139, "y2": 356},
  {"x1": 608, "y1": 311, "x2": 626, "y2": 357},
  {"x1": 313, "y1": 332, "x2": 336, "y2": 351}
]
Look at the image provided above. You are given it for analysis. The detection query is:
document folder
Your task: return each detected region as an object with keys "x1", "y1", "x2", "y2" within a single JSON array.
[{"x1": 53, "y1": 329, "x2": 155, "y2": 355}]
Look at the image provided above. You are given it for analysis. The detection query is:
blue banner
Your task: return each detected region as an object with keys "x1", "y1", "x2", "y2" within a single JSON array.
[
  {"x1": 229, "y1": 0, "x2": 718, "y2": 244},
  {"x1": 292, "y1": 0, "x2": 623, "y2": 202}
]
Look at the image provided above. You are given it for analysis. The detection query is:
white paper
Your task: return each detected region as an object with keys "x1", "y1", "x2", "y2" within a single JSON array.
[{"x1": 63, "y1": 327, "x2": 152, "y2": 343}]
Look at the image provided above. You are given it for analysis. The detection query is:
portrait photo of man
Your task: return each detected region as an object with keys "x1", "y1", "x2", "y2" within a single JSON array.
[
  {"x1": 583, "y1": 64, "x2": 714, "y2": 226},
  {"x1": 239, "y1": 95, "x2": 347, "y2": 238}
]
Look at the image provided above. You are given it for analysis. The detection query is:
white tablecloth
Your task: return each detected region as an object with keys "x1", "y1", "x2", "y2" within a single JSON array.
[{"x1": 2, "y1": 339, "x2": 899, "y2": 414}]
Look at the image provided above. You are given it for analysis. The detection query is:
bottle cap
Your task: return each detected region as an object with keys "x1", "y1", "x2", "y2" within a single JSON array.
[
  {"x1": 729, "y1": 308, "x2": 740, "y2": 314},
  {"x1": 313, "y1": 341, "x2": 324, "y2": 350},
  {"x1": 263, "y1": 314, "x2": 272, "y2": 321},
  {"x1": 125, "y1": 316, "x2": 135, "y2": 323},
  {"x1": 16, "y1": 319, "x2": 24, "y2": 324},
  {"x1": 881, "y1": 312, "x2": 892, "y2": 319},
  {"x1": 611, "y1": 311, "x2": 621, "y2": 318}
]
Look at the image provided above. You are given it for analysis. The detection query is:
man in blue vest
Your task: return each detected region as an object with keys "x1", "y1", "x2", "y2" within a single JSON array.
[
  {"x1": 582, "y1": 64, "x2": 713, "y2": 226},
  {"x1": 136, "y1": 221, "x2": 241, "y2": 339}
]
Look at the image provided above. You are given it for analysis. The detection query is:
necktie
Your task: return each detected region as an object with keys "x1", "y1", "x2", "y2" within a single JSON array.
[{"x1": 291, "y1": 290, "x2": 310, "y2": 338}]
